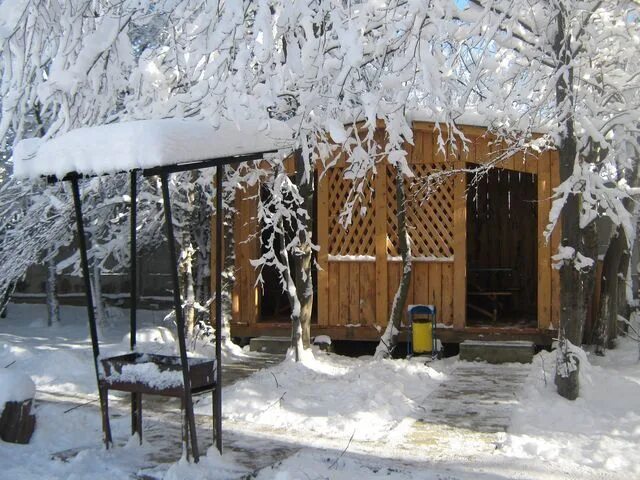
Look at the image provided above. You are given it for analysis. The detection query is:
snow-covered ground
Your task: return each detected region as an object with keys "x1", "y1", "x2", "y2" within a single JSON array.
[{"x1": 1, "y1": 303, "x2": 639, "y2": 479}]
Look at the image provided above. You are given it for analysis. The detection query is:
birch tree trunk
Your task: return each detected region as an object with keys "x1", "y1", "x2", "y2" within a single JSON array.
[
  {"x1": 92, "y1": 262, "x2": 106, "y2": 326},
  {"x1": 46, "y1": 254, "x2": 59, "y2": 326},
  {"x1": 292, "y1": 151, "x2": 314, "y2": 350},
  {"x1": 375, "y1": 166, "x2": 412, "y2": 359},
  {"x1": 278, "y1": 221, "x2": 303, "y2": 361},
  {"x1": 181, "y1": 243, "x2": 196, "y2": 339}
]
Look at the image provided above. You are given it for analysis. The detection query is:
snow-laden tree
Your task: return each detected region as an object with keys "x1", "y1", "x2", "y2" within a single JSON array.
[
  {"x1": 0, "y1": 0, "x2": 158, "y2": 321},
  {"x1": 447, "y1": 0, "x2": 640, "y2": 397},
  {"x1": 120, "y1": 0, "x2": 473, "y2": 358}
]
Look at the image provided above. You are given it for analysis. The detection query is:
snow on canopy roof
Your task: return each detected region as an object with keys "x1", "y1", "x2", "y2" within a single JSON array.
[{"x1": 13, "y1": 118, "x2": 295, "y2": 180}]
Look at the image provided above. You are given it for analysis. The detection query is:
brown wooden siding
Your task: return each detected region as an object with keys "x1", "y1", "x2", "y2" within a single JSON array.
[{"x1": 227, "y1": 122, "x2": 561, "y2": 340}]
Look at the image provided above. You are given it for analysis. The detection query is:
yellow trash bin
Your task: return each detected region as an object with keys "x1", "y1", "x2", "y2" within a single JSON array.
[{"x1": 412, "y1": 320, "x2": 433, "y2": 354}]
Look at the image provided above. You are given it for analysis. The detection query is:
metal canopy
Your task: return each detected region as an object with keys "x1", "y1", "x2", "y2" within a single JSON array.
[{"x1": 60, "y1": 150, "x2": 276, "y2": 462}]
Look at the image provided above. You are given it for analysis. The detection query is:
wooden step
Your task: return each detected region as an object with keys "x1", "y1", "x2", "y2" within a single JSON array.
[
  {"x1": 459, "y1": 340, "x2": 535, "y2": 364},
  {"x1": 249, "y1": 336, "x2": 291, "y2": 354}
]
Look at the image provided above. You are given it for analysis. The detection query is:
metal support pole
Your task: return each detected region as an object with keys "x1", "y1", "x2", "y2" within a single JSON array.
[
  {"x1": 215, "y1": 166, "x2": 223, "y2": 453},
  {"x1": 160, "y1": 172, "x2": 200, "y2": 462},
  {"x1": 70, "y1": 177, "x2": 112, "y2": 447},
  {"x1": 129, "y1": 170, "x2": 141, "y2": 439},
  {"x1": 130, "y1": 170, "x2": 138, "y2": 350}
]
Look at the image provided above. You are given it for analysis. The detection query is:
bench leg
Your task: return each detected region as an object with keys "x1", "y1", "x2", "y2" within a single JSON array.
[
  {"x1": 99, "y1": 386, "x2": 112, "y2": 448},
  {"x1": 180, "y1": 396, "x2": 190, "y2": 461},
  {"x1": 131, "y1": 393, "x2": 142, "y2": 443}
]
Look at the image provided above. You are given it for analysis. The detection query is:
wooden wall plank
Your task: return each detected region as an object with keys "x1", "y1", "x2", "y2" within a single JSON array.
[
  {"x1": 411, "y1": 130, "x2": 432, "y2": 165},
  {"x1": 413, "y1": 130, "x2": 424, "y2": 165},
  {"x1": 241, "y1": 189, "x2": 251, "y2": 325},
  {"x1": 441, "y1": 263, "x2": 454, "y2": 325},
  {"x1": 474, "y1": 136, "x2": 488, "y2": 166},
  {"x1": 387, "y1": 262, "x2": 401, "y2": 317},
  {"x1": 349, "y1": 263, "x2": 360, "y2": 324},
  {"x1": 374, "y1": 152, "x2": 389, "y2": 328},
  {"x1": 537, "y1": 151, "x2": 552, "y2": 330},
  {"x1": 550, "y1": 150, "x2": 561, "y2": 330},
  {"x1": 413, "y1": 263, "x2": 430, "y2": 305},
  {"x1": 504, "y1": 145, "x2": 516, "y2": 171},
  {"x1": 453, "y1": 162, "x2": 467, "y2": 329},
  {"x1": 245, "y1": 184, "x2": 260, "y2": 325},
  {"x1": 339, "y1": 262, "x2": 350, "y2": 324},
  {"x1": 360, "y1": 263, "x2": 375, "y2": 325},
  {"x1": 428, "y1": 263, "x2": 442, "y2": 314},
  {"x1": 525, "y1": 151, "x2": 538, "y2": 175},
  {"x1": 317, "y1": 172, "x2": 330, "y2": 326},
  {"x1": 232, "y1": 191, "x2": 241, "y2": 323},
  {"x1": 328, "y1": 262, "x2": 340, "y2": 325}
]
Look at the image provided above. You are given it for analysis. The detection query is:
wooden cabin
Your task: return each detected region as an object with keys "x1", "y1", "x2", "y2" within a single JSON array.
[{"x1": 222, "y1": 122, "x2": 560, "y2": 346}]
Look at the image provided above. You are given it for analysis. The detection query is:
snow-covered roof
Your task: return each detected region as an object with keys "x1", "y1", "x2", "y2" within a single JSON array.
[{"x1": 13, "y1": 118, "x2": 295, "y2": 180}]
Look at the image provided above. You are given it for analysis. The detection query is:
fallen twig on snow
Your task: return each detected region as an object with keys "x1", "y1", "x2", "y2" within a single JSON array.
[
  {"x1": 63, "y1": 398, "x2": 99, "y2": 414},
  {"x1": 328, "y1": 430, "x2": 355, "y2": 470},
  {"x1": 262, "y1": 392, "x2": 286, "y2": 413}
]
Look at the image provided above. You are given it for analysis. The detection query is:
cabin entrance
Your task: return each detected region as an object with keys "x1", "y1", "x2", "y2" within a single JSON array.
[
  {"x1": 258, "y1": 181, "x2": 318, "y2": 323},
  {"x1": 466, "y1": 168, "x2": 537, "y2": 328}
]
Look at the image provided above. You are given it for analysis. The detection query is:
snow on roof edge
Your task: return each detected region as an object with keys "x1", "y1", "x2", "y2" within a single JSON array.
[{"x1": 13, "y1": 118, "x2": 296, "y2": 180}]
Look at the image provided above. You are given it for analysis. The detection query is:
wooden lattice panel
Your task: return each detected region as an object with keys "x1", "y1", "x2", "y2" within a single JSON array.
[
  {"x1": 386, "y1": 164, "x2": 454, "y2": 258},
  {"x1": 327, "y1": 167, "x2": 375, "y2": 256}
]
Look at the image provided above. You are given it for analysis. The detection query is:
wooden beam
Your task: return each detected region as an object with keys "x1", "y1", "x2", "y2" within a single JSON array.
[
  {"x1": 452, "y1": 162, "x2": 467, "y2": 329},
  {"x1": 230, "y1": 323, "x2": 556, "y2": 345},
  {"x1": 231, "y1": 191, "x2": 241, "y2": 323},
  {"x1": 317, "y1": 172, "x2": 330, "y2": 326},
  {"x1": 374, "y1": 147, "x2": 389, "y2": 328},
  {"x1": 537, "y1": 151, "x2": 552, "y2": 330},
  {"x1": 550, "y1": 150, "x2": 561, "y2": 330},
  {"x1": 441, "y1": 263, "x2": 454, "y2": 325},
  {"x1": 247, "y1": 186, "x2": 260, "y2": 324}
]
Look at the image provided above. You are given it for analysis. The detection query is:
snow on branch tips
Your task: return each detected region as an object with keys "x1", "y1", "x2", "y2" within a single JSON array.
[{"x1": 546, "y1": 162, "x2": 636, "y2": 248}]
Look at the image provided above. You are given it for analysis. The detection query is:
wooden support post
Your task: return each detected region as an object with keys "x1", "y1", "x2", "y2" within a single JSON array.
[
  {"x1": 550, "y1": 150, "x2": 561, "y2": 330},
  {"x1": 537, "y1": 152, "x2": 552, "y2": 330},
  {"x1": 317, "y1": 170, "x2": 329, "y2": 326},
  {"x1": 452, "y1": 162, "x2": 467, "y2": 330},
  {"x1": 374, "y1": 159, "x2": 388, "y2": 328}
]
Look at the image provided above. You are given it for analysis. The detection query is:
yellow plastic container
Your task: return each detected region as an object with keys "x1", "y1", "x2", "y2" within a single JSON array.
[{"x1": 412, "y1": 321, "x2": 432, "y2": 354}]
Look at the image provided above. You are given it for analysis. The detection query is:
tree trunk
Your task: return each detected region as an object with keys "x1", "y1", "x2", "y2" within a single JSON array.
[
  {"x1": 181, "y1": 243, "x2": 196, "y2": 339},
  {"x1": 616, "y1": 245, "x2": 631, "y2": 336},
  {"x1": 594, "y1": 226, "x2": 626, "y2": 354},
  {"x1": 92, "y1": 262, "x2": 106, "y2": 326},
  {"x1": 45, "y1": 253, "x2": 59, "y2": 327},
  {"x1": 375, "y1": 166, "x2": 412, "y2": 359},
  {"x1": 553, "y1": 9, "x2": 588, "y2": 399},
  {"x1": 278, "y1": 220, "x2": 303, "y2": 361},
  {"x1": 593, "y1": 155, "x2": 639, "y2": 352},
  {"x1": 292, "y1": 151, "x2": 314, "y2": 350}
]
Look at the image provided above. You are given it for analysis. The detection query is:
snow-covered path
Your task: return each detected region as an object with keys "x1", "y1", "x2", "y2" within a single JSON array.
[
  {"x1": 2, "y1": 304, "x2": 639, "y2": 479},
  {"x1": 405, "y1": 362, "x2": 530, "y2": 457},
  {"x1": 418, "y1": 361, "x2": 530, "y2": 432}
]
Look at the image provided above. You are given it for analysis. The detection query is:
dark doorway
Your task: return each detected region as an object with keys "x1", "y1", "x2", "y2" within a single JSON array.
[
  {"x1": 258, "y1": 180, "x2": 318, "y2": 323},
  {"x1": 466, "y1": 168, "x2": 537, "y2": 328}
]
